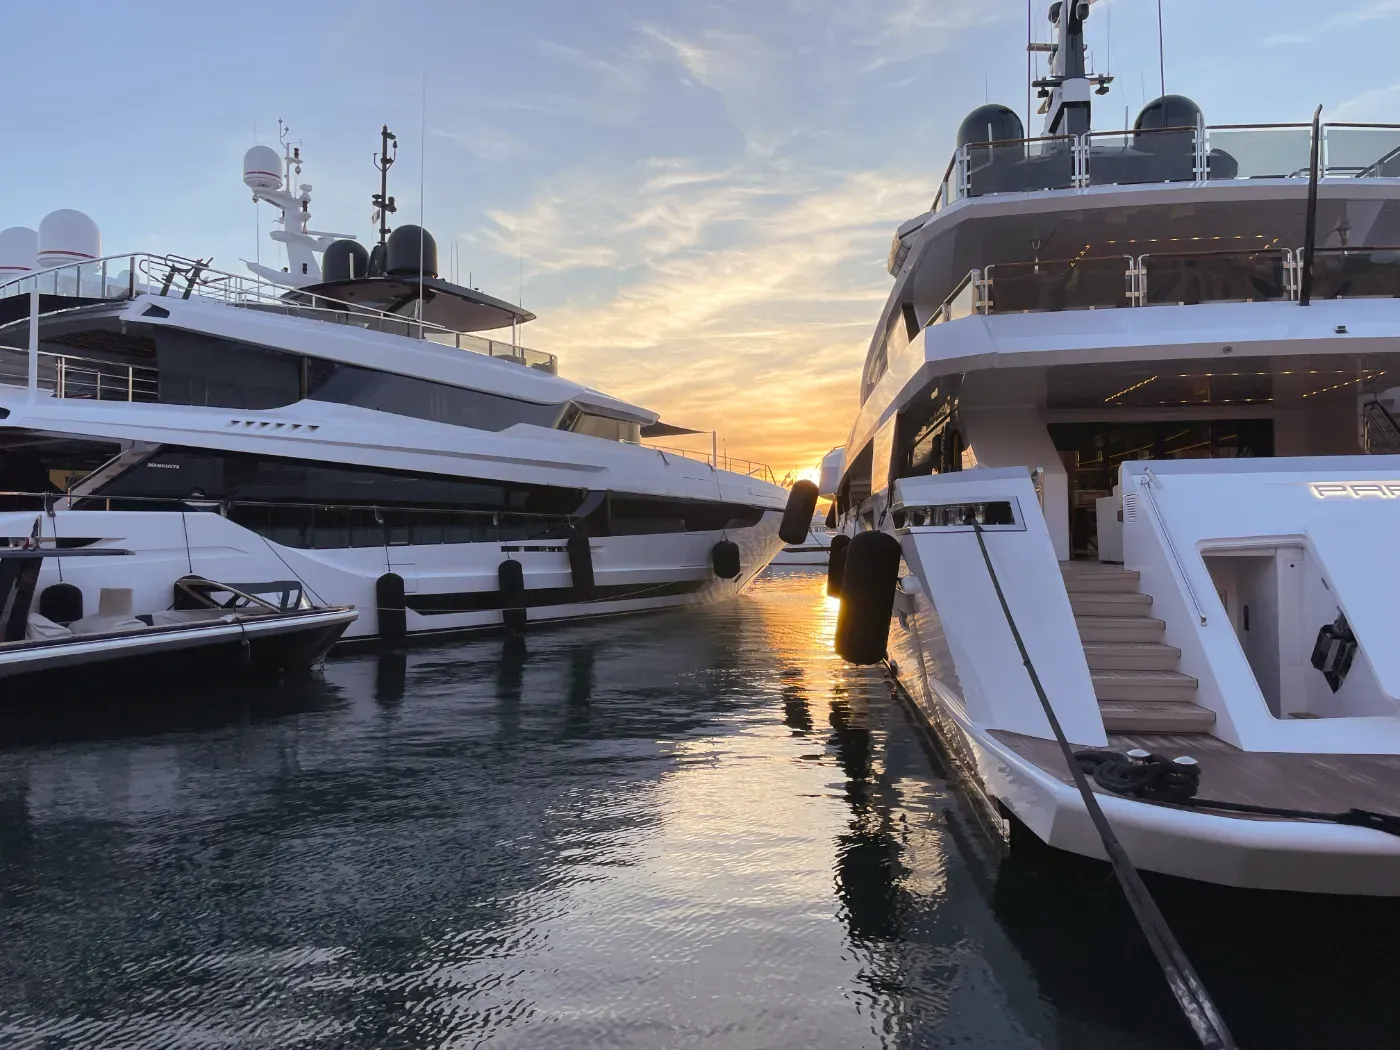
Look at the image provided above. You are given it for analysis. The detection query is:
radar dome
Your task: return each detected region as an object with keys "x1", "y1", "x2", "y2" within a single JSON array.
[
  {"x1": 37, "y1": 210, "x2": 100, "y2": 268},
  {"x1": 0, "y1": 227, "x2": 38, "y2": 278},
  {"x1": 1135, "y1": 94, "x2": 1203, "y2": 133},
  {"x1": 322, "y1": 239, "x2": 370, "y2": 282},
  {"x1": 243, "y1": 145, "x2": 283, "y2": 191},
  {"x1": 957, "y1": 104, "x2": 1025, "y2": 148},
  {"x1": 386, "y1": 225, "x2": 438, "y2": 279}
]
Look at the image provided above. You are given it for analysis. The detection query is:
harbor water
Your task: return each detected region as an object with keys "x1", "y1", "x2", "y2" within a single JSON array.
[{"x1": 3, "y1": 570, "x2": 1400, "y2": 1049}]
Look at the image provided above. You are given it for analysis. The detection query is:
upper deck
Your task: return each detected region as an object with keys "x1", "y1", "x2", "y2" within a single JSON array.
[
  {"x1": 903, "y1": 121, "x2": 1400, "y2": 260},
  {"x1": 0, "y1": 253, "x2": 559, "y2": 375}
]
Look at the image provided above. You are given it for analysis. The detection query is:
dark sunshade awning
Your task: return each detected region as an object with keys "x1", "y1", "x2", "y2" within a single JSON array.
[{"x1": 640, "y1": 421, "x2": 707, "y2": 438}]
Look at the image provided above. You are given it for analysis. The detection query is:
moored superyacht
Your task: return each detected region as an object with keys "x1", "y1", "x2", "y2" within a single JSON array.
[
  {"x1": 0, "y1": 128, "x2": 787, "y2": 644},
  {"x1": 830, "y1": 1, "x2": 1400, "y2": 894}
]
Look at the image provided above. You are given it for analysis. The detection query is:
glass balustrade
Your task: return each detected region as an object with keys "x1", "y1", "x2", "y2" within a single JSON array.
[
  {"x1": 1140, "y1": 248, "x2": 1291, "y2": 306},
  {"x1": 984, "y1": 256, "x2": 1133, "y2": 313},
  {"x1": 1325, "y1": 125, "x2": 1400, "y2": 178},
  {"x1": 1082, "y1": 128, "x2": 1201, "y2": 187},
  {"x1": 1309, "y1": 248, "x2": 1400, "y2": 299},
  {"x1": 1203, "y1": 125, "x2": 1313, "y2": 179},
  {"x1": 929, "y1": 122, "x2": 1400, "y2": 208},
  {"x1": 961, "y1": 136, "x2": 1076, "y2": 197}
]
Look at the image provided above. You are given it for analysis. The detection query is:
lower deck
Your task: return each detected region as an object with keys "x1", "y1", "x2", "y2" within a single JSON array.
[{"x1": 990, "y1": 729, "x2": 1400, "y2": 821}]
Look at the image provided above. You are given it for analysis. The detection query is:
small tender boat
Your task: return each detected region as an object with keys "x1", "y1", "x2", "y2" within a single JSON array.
[
  {"x1": 770, "y1": 514, "x2": 833, "y2": 566},
  {"x1": 0, "y1": 547, "x2": 355, "y2": 688}
]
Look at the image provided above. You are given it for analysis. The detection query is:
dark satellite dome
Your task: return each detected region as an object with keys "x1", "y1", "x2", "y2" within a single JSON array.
[
  {"x1": 1135, "y1": 94, "x2": 1203, "y2": 133},
  {"x1": 957, "y1": 104, "x2": 1025, "y2": 148},
  {"x1": 386, "y1": 224, "x2": 439, "y2": 278},
  {"x1": 321, "y1": 239, "x2": 370, "y2": 283}
]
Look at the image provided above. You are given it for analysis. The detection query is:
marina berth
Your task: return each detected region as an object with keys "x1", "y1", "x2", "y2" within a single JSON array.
[
  {"x1": 0, "y1": 128, "x2": 788, "y2": 645},
  {"x1": 830, "y1": 0, "x2": 1400, "y2": 896}
]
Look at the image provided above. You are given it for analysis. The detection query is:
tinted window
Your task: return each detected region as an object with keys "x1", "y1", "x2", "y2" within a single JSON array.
[
  {"x1": 156, "y1": 330, "x2": 302, "y2": 410},
  {"x1": 98, "y1": 447, "x2": 587, "y2": 515},
  {"x1": 569, "y1": 412, "x2": 642, "y2": 443},
  {"x1": 309, "y1": 361, "x2": 562, "y2": 431}
]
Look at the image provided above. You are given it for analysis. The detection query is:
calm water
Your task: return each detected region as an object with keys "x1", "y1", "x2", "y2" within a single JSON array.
[{"x1": 2, "y1": 570, "x2": 1399, "y2": 1049}]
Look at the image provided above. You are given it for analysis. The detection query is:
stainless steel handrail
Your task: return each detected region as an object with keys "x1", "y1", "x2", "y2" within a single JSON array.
[
  {"x1": 925, "y1": 121, "x2": 1400, "y2": 207},
  {"x1": 1139, "y1": 468, "x2": 1207, "y2": 626},
  {"x1": 0, "y1": 346, "x2": 158, "y2": 402},
  {"x1": 643, "y1": 443, "x2": 777, "y2": 485}
]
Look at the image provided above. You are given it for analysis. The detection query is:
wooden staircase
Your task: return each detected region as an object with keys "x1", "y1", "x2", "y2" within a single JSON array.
[{"x1": 1062, "y1": 563, "x2": 1216, "y2": 734}]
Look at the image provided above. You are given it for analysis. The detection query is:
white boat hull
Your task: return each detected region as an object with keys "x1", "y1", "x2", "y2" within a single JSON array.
[{"x1": 1, "y1": 508, "x2": 785, "y2": 644}]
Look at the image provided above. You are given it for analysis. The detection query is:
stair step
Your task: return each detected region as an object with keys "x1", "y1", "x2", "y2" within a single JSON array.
[
  {"x1": 1091, "y1": 668, "x2": 1198, "y2": 702},
  {"x1": 1069, "y1": 592, "x2": 1153, "y2": 616},
  {"x1": 1099, "y1": 700, "x2": 1217, "y2": 733},
  {"x1": 1060, "y1": 568, "x2": 1141, "y2": 593},
  {"x1": 1076, "y1": 615, "x2": 1165, "y2": 642},
  {"x1": 1083, "y1": 642, "x2": 1182, "y2": 671}
]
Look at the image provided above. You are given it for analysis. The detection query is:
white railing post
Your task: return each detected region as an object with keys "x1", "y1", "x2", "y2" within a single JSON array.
[
  {"x1": 27, "y1": 288, "x2": 39, "y2": 400},
  {"x1": 1194, "y1": 116, "x2": 1208, "y2": 181}
]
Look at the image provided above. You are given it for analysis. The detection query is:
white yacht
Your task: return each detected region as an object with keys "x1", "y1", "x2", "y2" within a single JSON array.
[
  {"x1": 0, "y1": 130, "x2": 787, "y2": 645},
  {"x1": 832, "y1": 1, "x2": 1400, "y2": 894}
]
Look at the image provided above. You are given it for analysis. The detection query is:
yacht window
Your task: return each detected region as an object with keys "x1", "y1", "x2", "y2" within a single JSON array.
[
  {"x1": 308, "y1": 361, "x2": 562, "y2": 431},
  {"x1": 94, "y1": 447, "x2": 586, "y2": 516},
  {"x1": 564, "y1": 410, "x2": 642, "y2": 443},
  {"x1": 156, "y1": 330, "x2": 301, "y2": 410}
]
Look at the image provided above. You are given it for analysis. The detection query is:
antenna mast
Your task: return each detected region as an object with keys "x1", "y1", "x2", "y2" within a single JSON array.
[{"x1": 373, "y1": 125, "x2": 398, "y2": 251}]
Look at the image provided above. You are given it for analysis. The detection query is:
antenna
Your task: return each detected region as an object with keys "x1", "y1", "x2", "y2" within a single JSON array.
[
  {"x1": 372, "y1": 125, "x2": 398, "y2": 252},
  {"x1": 1026, "y1": 0, "x2": 1032, "y2": 132},
  {"x1": 1157, "y1": 0, "x2": 1166, "y2": 96},
  {"x1": 419, "y1": 71, "x2": 427, "y2": 336}
]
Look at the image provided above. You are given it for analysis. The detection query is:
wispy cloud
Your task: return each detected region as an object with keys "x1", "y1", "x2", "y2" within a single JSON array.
[
  {"x1": 477, "y1": 161, "x2": 927, "y2": 472},
  {"x1": 1269, "y1": 0, "x2": 1400, "y2": 43}
]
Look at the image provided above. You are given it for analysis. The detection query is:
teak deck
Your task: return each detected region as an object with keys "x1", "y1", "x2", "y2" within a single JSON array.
[{"x1": 989, "y1": 730, "x2": 1400, "y2": 819}]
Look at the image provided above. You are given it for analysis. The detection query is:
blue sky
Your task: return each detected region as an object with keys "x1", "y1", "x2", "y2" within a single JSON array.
[{"x1": 9, "y1": 0, "x2": 1400, "y2": 474}]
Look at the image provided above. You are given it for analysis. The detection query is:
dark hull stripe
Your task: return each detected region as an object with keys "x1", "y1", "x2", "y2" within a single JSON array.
[{"x1": 404, "y1": 579, "x2": 707, "y2": 616}]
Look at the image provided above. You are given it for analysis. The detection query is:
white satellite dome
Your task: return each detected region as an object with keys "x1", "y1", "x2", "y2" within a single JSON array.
[
  {"x1": 0, "y1": 226, "x2": 38, "y2": 277},
  {"x1": 243, "y1": 145, "x2": 284, "y2": 191},
  {"x1": 36, "y1": 210, "x2": 100, "y2": 268}
]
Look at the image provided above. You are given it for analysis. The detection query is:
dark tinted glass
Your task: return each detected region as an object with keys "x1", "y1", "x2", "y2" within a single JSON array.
[
  {"x1": 99, "y1": 447, "x2": 586, "y2": 515},
  {"x1": 310, "y1": 361, "x2": 562, "y2": 431},
  {"x1": 156, "y1": 330, "x2": 302, "y2": 410}
]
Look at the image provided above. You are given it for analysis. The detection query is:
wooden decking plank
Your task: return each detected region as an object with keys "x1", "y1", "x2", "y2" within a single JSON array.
[{"x1": 990, "y1": 729, "x2": 1400, "y2": 819}]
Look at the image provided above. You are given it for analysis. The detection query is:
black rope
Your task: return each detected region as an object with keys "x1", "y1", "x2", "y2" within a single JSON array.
[
  {"x1": 1074, "y1": 749, "x2": 1400, "y2": 837},
  {"x1": 971, "y1": 524, "x2": 1236, "y2": 1050}
]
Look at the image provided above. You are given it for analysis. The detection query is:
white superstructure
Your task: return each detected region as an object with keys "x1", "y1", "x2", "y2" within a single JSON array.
[
  {"x1": 833, "y1": 1, "x2": 1400, "y2": 894},
  {"x1": 0, "y1": 131, "x2": 786, "y2": 644}
]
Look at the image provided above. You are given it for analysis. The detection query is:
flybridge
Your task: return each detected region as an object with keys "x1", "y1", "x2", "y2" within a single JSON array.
[
  {"x1": 0, "y1": 252, "x2": 559, "y2": 377},
  {"x1": 885, "y1": 0, "x2": 1400, "y2": 279}
]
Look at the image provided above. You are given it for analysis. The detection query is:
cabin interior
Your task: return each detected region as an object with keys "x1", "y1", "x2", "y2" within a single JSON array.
[{"x1": 843, "y1": 350, "x2": 1400, "y2": 564}]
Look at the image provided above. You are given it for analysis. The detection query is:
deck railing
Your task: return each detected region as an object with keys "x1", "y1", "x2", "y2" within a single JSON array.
[
  {"x1": 0, "y1": 346, "x2": 158, "y2": 402},
  {"x1": 644, "y1": 443, "x2": 777, "y2": 485},
  {"x1": 0, "y1": 252, "x2": 559, "y2": 375},
  {"x1": 929, "y1": 121, "x2": 1400, "y2": 214},
  {"x1": 925, "y1": 245, "x2": 1399, "y2": 320}
]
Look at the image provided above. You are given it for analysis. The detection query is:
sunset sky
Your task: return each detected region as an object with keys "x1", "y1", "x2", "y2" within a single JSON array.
[{"x1": 10, "y1": 0, "x2": 1400, "y2": 478}]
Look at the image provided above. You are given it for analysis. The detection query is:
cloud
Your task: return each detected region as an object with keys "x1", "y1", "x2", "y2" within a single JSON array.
[
  {"x1": 1333, "y1": 82, "x2": 1400, "y2": 121},
  {"x1": 479, "y1": 161, "x2": 927, "y2": 473},
  {"x1": 1270, "y1": 0, "x2": 1400, "y2": 43}
]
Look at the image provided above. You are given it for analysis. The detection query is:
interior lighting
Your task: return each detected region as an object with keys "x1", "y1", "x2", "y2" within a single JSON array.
[
  {"x1": 1301, "y1": 371, "x2": 1386, "y2": 398},
  {"x1": 1104, "y1": 375, "x2": 1159, "y2": 402}
]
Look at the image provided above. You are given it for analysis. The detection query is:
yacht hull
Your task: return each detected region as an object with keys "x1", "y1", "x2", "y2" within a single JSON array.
[{"x1": 1, "y1": 508, "x2": 785, "y2": 645}]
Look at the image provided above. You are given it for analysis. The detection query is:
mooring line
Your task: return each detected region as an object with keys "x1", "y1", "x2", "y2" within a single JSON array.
[{"x1": 972, "y1": 523, "x2": 1236, "y2": 1050}]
